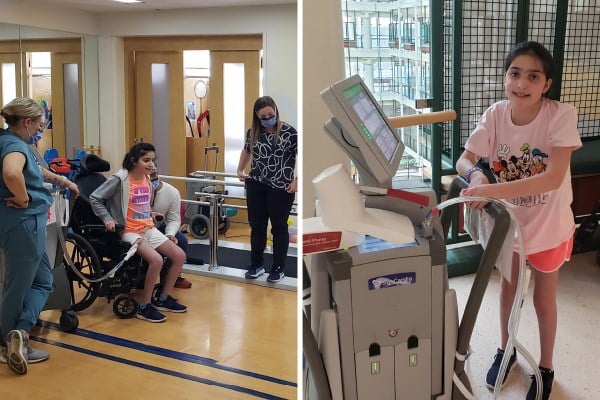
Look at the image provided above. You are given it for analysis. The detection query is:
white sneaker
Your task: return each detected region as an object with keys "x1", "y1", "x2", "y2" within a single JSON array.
[
  {"x1": 7, "y1": 330, "x2": 27, "y2": 374},
  {"x1": 2, "y1": 342, "x2": 50, "y2": 364},
  {"x1": 26, "y1": 344, "x2": 50, "y2": 363}
]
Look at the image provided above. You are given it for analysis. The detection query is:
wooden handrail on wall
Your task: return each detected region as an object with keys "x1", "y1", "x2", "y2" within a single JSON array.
[{"x1": 387, "y1": 110, "x2": 456, "y2": 129}]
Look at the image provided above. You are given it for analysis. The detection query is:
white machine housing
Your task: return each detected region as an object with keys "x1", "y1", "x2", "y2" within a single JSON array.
[{"x1": 307, "y1": 75, "x2": 459, "y2": 399}]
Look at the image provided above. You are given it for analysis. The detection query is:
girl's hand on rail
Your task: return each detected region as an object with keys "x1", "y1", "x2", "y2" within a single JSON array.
[
  {"x1": 461, "y1": 174, "x2": 490, "y2": 210},
  {"x1": 237, "y1": 169, "x2": 247, "y2": 182},
  {"x1": 460, "y1": 188, "x2": 488, "y2": 210}
]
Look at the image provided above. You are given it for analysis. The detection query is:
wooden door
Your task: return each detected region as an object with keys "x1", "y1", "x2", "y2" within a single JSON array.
[
  {"x1": 134, "y1": 51, "x2": 185, "y2": 181},
  {"x1": 210, "y1": 50, "x2": 260, "y2": 212},
  {"x1": 50, "y1": 52, "x2": 82, "y2": 157},
  {"x1": 0, "y1": 53, "x2": 23, "y2": 109}
]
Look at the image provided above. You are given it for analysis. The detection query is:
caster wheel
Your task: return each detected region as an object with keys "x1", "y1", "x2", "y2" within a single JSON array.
[
  {"x1": 60, "y1": 310, "x2": 79, "y2": 332},
  {"x1": 113, "y1": 296, "x2": 138, "y2": 319},
  {"x1": 218, "y1": 215, "x2": 230, "y2": 235},
  {"x1": 189, "y1": 214, "x2": 210, "y2": 239}
]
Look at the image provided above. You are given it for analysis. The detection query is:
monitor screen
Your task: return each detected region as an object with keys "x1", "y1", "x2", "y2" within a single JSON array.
[
  {"x1": 343, "y1": 83, "x2": 399, "y2": 162},
  {"x1": 321, "y1": 75, "x2": 404, "y2": 187}
]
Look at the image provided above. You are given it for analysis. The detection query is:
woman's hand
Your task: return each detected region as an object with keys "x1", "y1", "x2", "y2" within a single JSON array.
[
  {"x1": 286, "y1": 178, "x2": 297, "y2": 193},
  {"x1": 66, "y1": 180, "x2": 80, "y2": 198},
  {"x1": 5, "y1": 196, "x2": 29, "y2": 208},
  {"x1": 237, "y1": 169, "x2": 247, "y2": 181}
]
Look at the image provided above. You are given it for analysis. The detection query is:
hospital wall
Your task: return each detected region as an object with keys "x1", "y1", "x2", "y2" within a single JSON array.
[{"x1": 302, "y1": 0, "x2": 349, "y2": 218}]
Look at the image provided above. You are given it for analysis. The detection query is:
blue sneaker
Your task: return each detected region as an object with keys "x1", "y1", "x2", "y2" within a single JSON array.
[
  {"x1": 137, "y1": 304, "x2": 167, "y2": 323},
  {"x1": 486, "y1": 347, "x2": 517, "y2": 389},
  {"x1": 245, "y1": 266, "x2": 265, "y2": 279},
  {"x1": 267, "y1": 266, "x2": 285, "y2": 283},
  {"x1": 152, "y1": 295, "x2": 188, "y2": 313},
  {"x1": 526, "y1": 367, "x2": 554, "y2": 400}
]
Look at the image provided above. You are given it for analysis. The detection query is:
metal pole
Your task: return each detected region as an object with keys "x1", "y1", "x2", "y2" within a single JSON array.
[
  {"x1": 209, "y1": 195, "x2": 219, "y2": 270},
  {"x1": 430, "y1": 0, "x2": 444, "y2": 203}
]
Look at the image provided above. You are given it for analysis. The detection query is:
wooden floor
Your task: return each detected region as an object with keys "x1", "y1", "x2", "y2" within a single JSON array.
[
  {"x1": 219, "y1": 220, "x2": 252, "y2": 244},
  {"x1": 0, "y1": 273, "x2": 298, "y2": 399}
]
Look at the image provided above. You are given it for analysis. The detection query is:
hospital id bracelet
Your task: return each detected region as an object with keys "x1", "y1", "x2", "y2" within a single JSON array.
[{"x1": 464, "y1": 166, "x2": 483, "y2": 183}]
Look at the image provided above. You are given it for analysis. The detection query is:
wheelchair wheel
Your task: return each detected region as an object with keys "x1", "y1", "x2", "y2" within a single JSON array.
[
  {"x1": 59, "y1": 310, "x2": 79, "y2": 332},
  {"x1": 64, "y1": 232, "x2": 102, "y2": 312},
  {"x1": 113, "y1": 296, "x2": 138, "y2": 319},
  {"x1": 189, "y1": 213, "x2": 210, "y2": 239},
  {"x1": 218, "y1": 215, "x2": 230, "y2": 235}
]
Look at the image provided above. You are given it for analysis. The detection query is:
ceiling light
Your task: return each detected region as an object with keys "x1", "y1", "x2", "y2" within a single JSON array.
[{"x1": 113, "y1": 0, "x2": 143, "y2": 4}]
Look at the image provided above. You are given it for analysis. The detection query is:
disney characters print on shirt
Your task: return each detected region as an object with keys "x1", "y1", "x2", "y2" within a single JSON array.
[{"x1": 491, "y1": 142, "x2": 549, "y2": 207}]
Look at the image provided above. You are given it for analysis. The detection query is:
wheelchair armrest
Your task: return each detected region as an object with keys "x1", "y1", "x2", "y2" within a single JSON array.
[
  {"x1": 84, "y1": 224, "x2": 109, "y2": 232},
  {"x1": 82, "y1": 223, "x2": 125, "y2": 233}
]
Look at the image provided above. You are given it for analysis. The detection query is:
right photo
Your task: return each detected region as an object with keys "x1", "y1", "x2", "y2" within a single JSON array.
[{"x1": 301, "y1": 1, "x2": 600, "y2": 400}]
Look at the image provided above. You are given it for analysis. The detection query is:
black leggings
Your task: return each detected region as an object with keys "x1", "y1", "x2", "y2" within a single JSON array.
[{"x1": 245, "y1": 179, "x2": 295, "y2": 268}]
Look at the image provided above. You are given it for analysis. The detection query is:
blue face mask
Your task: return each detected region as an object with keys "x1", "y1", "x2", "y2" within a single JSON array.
[
  {"x1": 260, "y1": 116, "x2": 277, "y2": 128},
  {"x1": 27, "y1": 130, "x2": 44, "y2": 145},
  {"x1": 151, "y1": 179, "x2": 160, "y2": 190}
]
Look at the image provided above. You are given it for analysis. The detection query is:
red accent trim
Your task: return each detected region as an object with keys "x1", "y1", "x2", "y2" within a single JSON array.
[{"x1": 386, "y1": 188, "x2": 430, "y2": 207}]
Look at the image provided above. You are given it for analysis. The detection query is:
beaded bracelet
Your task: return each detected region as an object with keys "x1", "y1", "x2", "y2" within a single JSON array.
[{"x1": 464, "y1": 166, "x2": 483, "y2": 183}]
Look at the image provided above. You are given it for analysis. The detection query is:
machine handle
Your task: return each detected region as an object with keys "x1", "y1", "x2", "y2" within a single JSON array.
[
  {"x1": 440, "y1": 176, "x2": 468, "y2": 239},
  {"x1": 441, "y1": 176, "x2": 512, "y2": 395},
  {"x1": 303, "y1": 312, "x2": 333, "y2": 400},
  {"x1": 388, "y1": 110, "x2": 456, "y2": 129}
]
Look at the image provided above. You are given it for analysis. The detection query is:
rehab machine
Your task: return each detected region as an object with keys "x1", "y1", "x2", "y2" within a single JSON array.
[{"x1": 303, "y1": 75, "x2": 512, "y2": 400}]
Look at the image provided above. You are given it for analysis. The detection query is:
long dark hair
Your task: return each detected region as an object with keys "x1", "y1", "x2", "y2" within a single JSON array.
[
  {"x1": 122, "y1": 142, "x2": 155, "y2": 170},
  {"x1": 248, "y1": 96, "x2": 282, "y2": 148},
  {"x1": 504, "y1": 41, "x2": 554, "y2": 98}
]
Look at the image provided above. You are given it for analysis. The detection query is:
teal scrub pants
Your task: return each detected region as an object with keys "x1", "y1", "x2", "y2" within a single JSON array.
[{"x1": 0, "y1": 212, "x2": 53, "y2": 343}]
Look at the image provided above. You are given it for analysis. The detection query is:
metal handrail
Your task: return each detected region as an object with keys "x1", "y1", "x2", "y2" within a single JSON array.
[
  {"x1": 159, "y1": 174, "x2": 245, "y2": 188},
  {"x1": 159, "y1": 173, "x2": 298, "y2": 269},
  {"x1": 182, "y1": 198, "x2": 247, "y2": 210},
  {"x1": 188, "y1": 170, "x2": 239, "y2": 178},
  {"x1": 193, "y1": 192, "x2": 247, "y2": 201}
]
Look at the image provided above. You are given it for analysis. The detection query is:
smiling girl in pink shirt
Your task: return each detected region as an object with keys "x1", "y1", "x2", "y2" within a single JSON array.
[{"x1": 457, "y1": 41, "x2": 581, "y2": 400}]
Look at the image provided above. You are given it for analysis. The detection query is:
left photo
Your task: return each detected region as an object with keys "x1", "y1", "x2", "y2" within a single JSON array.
[{"x1": 0, "y1": 1, "x2": 299, "y2": 399}]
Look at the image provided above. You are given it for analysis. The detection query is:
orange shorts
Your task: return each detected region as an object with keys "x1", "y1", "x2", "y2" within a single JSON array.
[{"x1": 528, "y1": 236, "x2": 573, "y2": 273}]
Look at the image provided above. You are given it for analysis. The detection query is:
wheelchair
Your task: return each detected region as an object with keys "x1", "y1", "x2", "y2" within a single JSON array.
[{"x1": 60, "y1": 154, "x2": 166, "y2": 318}]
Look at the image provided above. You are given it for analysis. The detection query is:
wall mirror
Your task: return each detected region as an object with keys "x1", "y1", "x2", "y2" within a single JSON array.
[{"x1": 0, "y1": 22, "x2": 99, "y2": 159}]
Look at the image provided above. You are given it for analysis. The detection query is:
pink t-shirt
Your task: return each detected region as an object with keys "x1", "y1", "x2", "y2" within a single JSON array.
[
  {"x1": 125, "y1": 177, "x2": 154, "y2": 234},
  {"x1": 465, "y1": 99, "x2": 582, "y2": 254}
]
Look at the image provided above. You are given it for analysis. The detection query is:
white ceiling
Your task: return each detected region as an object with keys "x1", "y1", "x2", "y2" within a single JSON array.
[{"x1": 38, "y1": 0, "x2": 296, "y2": 13}]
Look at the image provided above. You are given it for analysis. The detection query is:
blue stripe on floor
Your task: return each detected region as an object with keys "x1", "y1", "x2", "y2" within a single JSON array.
[
  {"x1": 31, "y1": 335, "x2": 289, "y2": 400},
  {"x1": 37, "y1": 319, "x2": 296, "y2": 388}
]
